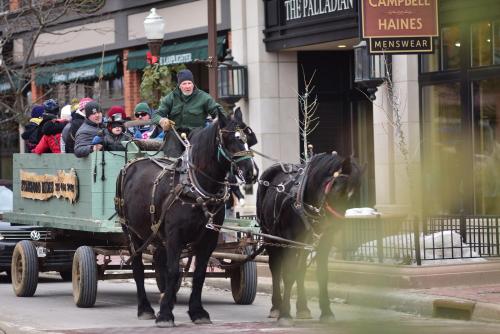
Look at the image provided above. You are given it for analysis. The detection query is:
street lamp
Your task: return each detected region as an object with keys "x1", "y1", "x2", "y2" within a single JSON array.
[
  {"x1": 353, "y1": 40, "x2": 387, "y2": 101},
  {"x1": 217, "y1": 49, "x2": 248, "y2": 108},
  {"x1": 143, "y1": 8, "x2": 165, "y2": 62}
]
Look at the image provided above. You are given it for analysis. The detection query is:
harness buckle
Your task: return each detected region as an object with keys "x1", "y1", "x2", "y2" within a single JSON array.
[
  {"x1": 276, "y1": 183, "x2": 285, "y2": 193},
  {"x1": 149, "y1": 205, "x2": 155, "y2": 214}
]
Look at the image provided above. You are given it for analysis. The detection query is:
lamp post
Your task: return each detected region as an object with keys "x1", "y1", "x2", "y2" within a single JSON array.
[
  {"x1": 143, "y1": 8, "x2": 165, "y2": 63},
  {"x1": 217, "y1": 49, "x2": 248, "y2": 109},
  {"x1": 353, "y1": 40, "x2": 386, "y2": 101}
]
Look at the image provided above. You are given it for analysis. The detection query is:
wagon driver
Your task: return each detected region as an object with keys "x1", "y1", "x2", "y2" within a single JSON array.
[{"x1": 153, "y1": 69, "x2": 225, "y2": 158}]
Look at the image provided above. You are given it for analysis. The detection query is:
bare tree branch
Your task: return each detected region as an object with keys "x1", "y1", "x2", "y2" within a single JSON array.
[{"x1": 295, "y1": 66, "x2": 319, "y2": 163}]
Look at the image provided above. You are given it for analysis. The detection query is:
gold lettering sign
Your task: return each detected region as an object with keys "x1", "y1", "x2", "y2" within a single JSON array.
[
  {"x1": 20, "y1": 169, "x2": 78, "y2": 203},
  {"x1": 361, "y1": 0, "x2": 438, "y2": 53}
]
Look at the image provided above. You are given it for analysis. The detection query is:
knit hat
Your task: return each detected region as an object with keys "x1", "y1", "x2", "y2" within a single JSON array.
[
  {"x1": 31, "y1": 105, "x2": 44, "y2": 118},
  {"x1": 60, "y1": 105, "x2": 72, "y2": 121},
  {"x1": 84, "y1": 101, "x2": 101, "y2": 118},
  {"x1": 176, "y1": 69, "x2": 194, "y2": 85},
  {"x1": 107, "y1": 105, "x2": 126, "y2": 120},
  {"x1": 107, "y1": 112, "x2": 125, "y2": 131},
  {"x1": 134, "y1": 102, "x2": 151, "y2": 116},
  {"x1": 78, "y1": 97, "x2": 94, "y2": 112},
  {"x1": 43, "y1": 99, "x2": 60, "y2": 115}
]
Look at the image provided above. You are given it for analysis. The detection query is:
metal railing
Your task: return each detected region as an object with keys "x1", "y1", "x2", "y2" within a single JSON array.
[{"x1": 336, "y1": 215, "x2": 500, "y2": 265}]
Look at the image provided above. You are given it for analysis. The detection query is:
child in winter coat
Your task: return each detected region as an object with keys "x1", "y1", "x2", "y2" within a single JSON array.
[
  {"x1": 91, "y1": 112, "x2": 131, "y2": 151},
  {"x1": 21, "y1": 105, "x2": 44, "y2": 152}
]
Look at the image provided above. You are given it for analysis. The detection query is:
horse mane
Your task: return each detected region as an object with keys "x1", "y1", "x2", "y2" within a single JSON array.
[
  {"x1": 188, "y1": 122, "x2": 220, "y2": 169},
  {"x1": 303, "y1": 153, "x2": 344, "y2": 207}
]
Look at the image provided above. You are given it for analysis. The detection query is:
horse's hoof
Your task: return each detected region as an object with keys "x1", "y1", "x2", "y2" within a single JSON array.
[
  {"x1": 193, "y1": 317, "x2": 212, "y2": 325},
  {"x1": 277, "y1": 317, "x2": 294, "y2": 327},
  {"x1": 138, "y1": 312, "x2": 156, "y2": 320},
  {"x1": 156, "y1": 320, "x2": 175, "y2": 328},
  {"x1": 296, "y1": 309, "x2": 313, "y2": 319},
  {"x1": 268, "y1": 308, "x2": 280, "y2": 318},
  {"x1": 320, "y1": 314, "x2": 335, "y2": 324}
]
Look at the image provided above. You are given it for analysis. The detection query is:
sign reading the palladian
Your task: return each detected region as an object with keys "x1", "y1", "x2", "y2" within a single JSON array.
[
  {"x1": 361, "y1": 0, "x2": 438, "y2": 53},
  {"x1": 284, "y1": 0, "x2": 354, "y2": 21}
]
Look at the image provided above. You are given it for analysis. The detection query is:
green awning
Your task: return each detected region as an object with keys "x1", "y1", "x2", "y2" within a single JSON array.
[
  {"x1": 127, "y1": 36, "x2": 226, "y2": 71},
  {"x1": 0, "y1": 80, "x2": 13, "y2": 93},
  {"x1": 35, "y1": 55, "x2": 120, "y2": 86},
  {"x1": 0, "y1": 74, "x2": 22, "y2": 93}
]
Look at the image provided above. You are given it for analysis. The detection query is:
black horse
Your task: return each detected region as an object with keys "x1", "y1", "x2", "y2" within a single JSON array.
[
  {"x1": 116, "y1": 109, "x2": 258, "y2": 327},
  {"x1": 256, "y1": 152, "x2": 361, "y2": 325}
]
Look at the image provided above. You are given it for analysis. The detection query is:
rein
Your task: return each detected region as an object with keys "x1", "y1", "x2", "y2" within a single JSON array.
[{"x1": 217, "y1": 128, "x2": 254, "y2": 179}]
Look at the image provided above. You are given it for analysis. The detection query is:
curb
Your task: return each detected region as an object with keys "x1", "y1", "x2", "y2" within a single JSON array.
[{"x1": 204, "y1": 277, "x2": 500, "y2": 323}]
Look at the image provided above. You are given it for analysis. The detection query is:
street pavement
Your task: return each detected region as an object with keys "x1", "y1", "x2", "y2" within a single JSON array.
[
  {"x1": 3, "y1": 267, "x2": 500, "y2": 333},
  {"x1": 2, "y1": 273, "x2": 500, "y2": 334},
  {"x1": 0, "y1": 272, "x2": 421, "y2": 334},
  {"x1": 209, "y1": 264, "x2": 500, "y2": 324}
]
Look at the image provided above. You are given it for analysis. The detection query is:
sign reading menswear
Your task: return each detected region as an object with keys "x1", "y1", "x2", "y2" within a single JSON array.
[{"x1": 361, "y1": 0, "x2": 438, "y2": 53}]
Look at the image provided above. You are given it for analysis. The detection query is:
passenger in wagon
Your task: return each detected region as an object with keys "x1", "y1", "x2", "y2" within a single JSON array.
[
  {"x1": 62, "y1": 97, "x2": 93, "y2": 153},
  {"x1": 91, "y1": 112, "x2": 131, "y2": 151},
  {"x1": 32, "y1": 99, "x2": 69, "y2": 154},
  {"x1": 21, "y1": 105, "x2": 44, "y2": 152},
  {"x1": 130, "y1": 102, "x2": 163, "y2": 140},
  {"x1": 74, "y1": 101, "x2": 104, "y2": 157},
  {"x1": 153, "y1": 69, "x2": 225, "y2": 157}
]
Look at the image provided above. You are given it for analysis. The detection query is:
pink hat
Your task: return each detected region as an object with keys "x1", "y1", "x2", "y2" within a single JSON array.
[{"x1": 78, "y1": 98, "x2": 94, "y2": 112}]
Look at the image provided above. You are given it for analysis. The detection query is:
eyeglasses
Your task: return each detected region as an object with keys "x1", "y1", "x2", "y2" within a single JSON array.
[
  {"x1": 135, "y1": 112, "x2": 148, "y2": 118},
  {"x1": 112, "y1": 124, "x2": 122, "y2": 128}
]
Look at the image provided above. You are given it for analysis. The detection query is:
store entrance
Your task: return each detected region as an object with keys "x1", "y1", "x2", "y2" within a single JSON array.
[{"x1": 297, "y1": 51, "x2": 375, "y2": 206}]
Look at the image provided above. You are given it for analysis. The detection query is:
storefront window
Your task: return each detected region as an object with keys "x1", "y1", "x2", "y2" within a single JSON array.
[
  {"x1": 471, "y1": 21, "x2": 493, "y2": 67},
  {"x1": 421, "y1": 37, "x2": 440, "y2": 72},
  {"x1": 45, "y1": 78, "x2": 123, "y2": 109},
  {"x1": 422, "y1": 83, "x2": 462, "y2": 214},
  {"x1": 472, "y1": 78, "x2": 500, "y2": 214},
  {"x1": 494, "y1": 20, "x2": 500, "y2": 65},
  {"x1": 421, "y1": 25, "x2": 461, "y2": 72},
  {"x1": 441, "y1": 26, "x2": 461, "y2": 70}
]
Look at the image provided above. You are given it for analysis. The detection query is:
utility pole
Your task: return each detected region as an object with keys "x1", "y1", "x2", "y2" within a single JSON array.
[{"x1": 207, "y1": 0, "x2": 217, "y2": 99}]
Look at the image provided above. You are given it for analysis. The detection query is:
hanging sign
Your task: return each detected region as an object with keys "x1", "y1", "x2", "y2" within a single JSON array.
[
  {"x1": 20, "y1": 169, "x2": 79, "y2": 203},
  {"x1": 361, "y1": 0, "x2": 439, "y2": 53},
  {"x1": 283, "y1": 0, "x2": 355, "y2": 22}
]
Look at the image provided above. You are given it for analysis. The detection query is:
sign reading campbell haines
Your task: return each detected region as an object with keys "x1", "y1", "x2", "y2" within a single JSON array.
[{"x1": 361, "y1": 0, "x2": 439, "y2": 53}]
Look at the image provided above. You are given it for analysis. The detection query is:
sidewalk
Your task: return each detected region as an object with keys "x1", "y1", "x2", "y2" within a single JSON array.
[{"x1": 204, "y1": 261, "x2": 500, "y2": 323}]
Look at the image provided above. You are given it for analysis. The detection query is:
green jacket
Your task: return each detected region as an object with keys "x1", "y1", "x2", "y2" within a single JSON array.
[{"x1": 154, "y1": 87, "x2": 224, "y2": 130}]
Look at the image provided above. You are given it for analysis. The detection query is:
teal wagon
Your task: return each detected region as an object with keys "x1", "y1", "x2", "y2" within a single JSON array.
[{"x1": 4, "y1": 150, "x2": 263, "y2": 307}]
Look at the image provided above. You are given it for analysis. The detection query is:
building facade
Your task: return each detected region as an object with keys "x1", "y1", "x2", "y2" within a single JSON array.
[
  {"x1": 1, "y1": 0, "x2": 499, "y2": 216},
  {"x1": 252, "y1": 0, "x2": 499, "y2": 215}
]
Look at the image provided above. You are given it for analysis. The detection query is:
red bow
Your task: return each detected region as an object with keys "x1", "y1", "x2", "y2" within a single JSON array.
[{"x1": 146, "y1": 51, "x2": 158, "y2": 65}]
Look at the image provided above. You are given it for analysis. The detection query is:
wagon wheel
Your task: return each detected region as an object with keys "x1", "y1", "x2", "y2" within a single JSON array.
[
  {"x1": 230, "y1": 246, "x2": 257, "y2": 305},
  {"x1": 11, "y1": 240, "x2": 39, "y2": 297},
  {"x1": 72, "y1": 246, "x2": 97, "y2": 308}
]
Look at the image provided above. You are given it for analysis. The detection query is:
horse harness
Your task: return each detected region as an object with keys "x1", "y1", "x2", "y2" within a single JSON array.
[
  {"x1": 115, "y1": 125, "x2": 254, "y2": 261},
  {"x1": 115, "y1": 154, "x2": 229, "y2": 260},
  {"x1": 259, "y1": 161, "x2": 347, "y2": 233}
]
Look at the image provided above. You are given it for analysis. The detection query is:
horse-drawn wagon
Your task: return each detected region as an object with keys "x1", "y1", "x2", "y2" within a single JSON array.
[{"x1": 4, "y1": 147, "x2": 261, "y2": 308}]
